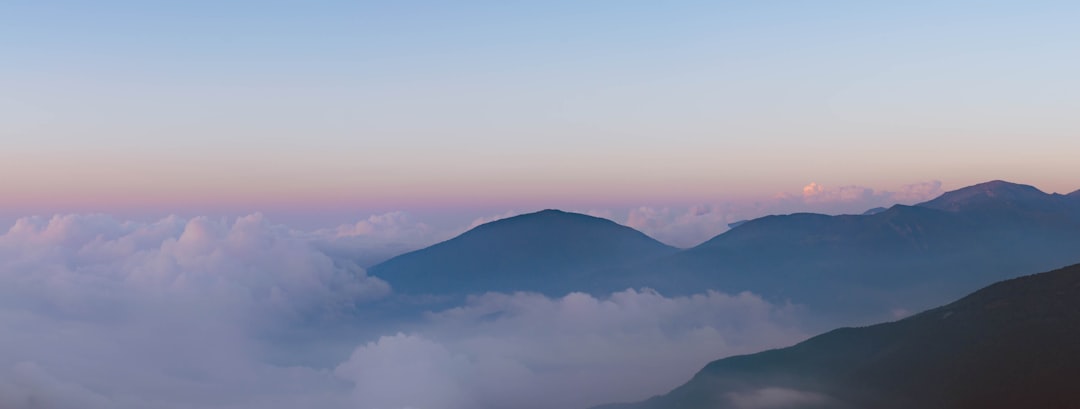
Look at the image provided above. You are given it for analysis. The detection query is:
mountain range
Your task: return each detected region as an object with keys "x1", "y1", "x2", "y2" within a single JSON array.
[
  {"x1": 370, "y1": 180, "x2": 1080, "y2": 321},
  {"x1": 596, "y1": 262, "x2": 1080, "y2": 409}
]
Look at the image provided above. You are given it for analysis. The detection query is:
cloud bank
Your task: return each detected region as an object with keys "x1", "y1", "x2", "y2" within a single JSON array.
[
  {"x1": 0, "y1": 213, "x2": 806, "y2": 409},
  {"x1": 338, "y1": 289, "x2": 805, "y2": 409},
  {"x1": 312, "y1": 211, "x2": 446, "y2": 267},
  {"x1": 783, "y1": 180, "x2": 943, "y2": 209},
  {"x1": 0, "y1": 213, "x2": 382, "y2": 409}
]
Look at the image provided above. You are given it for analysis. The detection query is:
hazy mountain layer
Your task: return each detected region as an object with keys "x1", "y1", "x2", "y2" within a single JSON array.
[{"x1": 622, "y1": 180, "x2": 1080, "y2": 320}]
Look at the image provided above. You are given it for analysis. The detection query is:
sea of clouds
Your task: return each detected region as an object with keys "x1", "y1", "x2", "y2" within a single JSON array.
[{"x1": 0, "y1": 213, "x2": 808, "y2": 409}]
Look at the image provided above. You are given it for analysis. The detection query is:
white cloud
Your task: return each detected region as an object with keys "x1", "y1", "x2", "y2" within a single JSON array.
[
  {"x1": 0, "y1": 362, "x2": 115, "y2": 409},
  {"x1": 336, "y1": 289, "x2": 807, "y2": 409},
  {"x1": 321, "y1": 212, "x2": 434, "y2": 240},
  {"x1": 726, "y1": 387, "x2": 831, "y2": 409},
  {"x1": 893, "y1": 180, "x2": 945, "y2": 202},
  {"x1": 797, "y1": 182, "x2": 875, "y2": 204},
  {"x1": 335, "y1": 334, "x2": 473, "y2": 409},
  {"x1": 0, "y1": 213, "x2": 384, "y2": 409},
  {"x1": 777, "y1": 180, "x2": 943, "y2": 212},
  {"x1": 0, "y1": 213, "x2": 807, "y2": 409},
  {"x1": 626, "y1": 204, "x2": 740, "y2": 247},
  {"x1": 0, "y1": 213, "x2": 389, "y2": 323},
  {"x1": 311, "y1": 211, "x2": 445, "y2": 267}
]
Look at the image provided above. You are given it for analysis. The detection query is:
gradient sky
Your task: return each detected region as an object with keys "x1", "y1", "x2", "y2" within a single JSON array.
[{"x1": 3, "y1": 1, "x2": 1079, "y2": 226}]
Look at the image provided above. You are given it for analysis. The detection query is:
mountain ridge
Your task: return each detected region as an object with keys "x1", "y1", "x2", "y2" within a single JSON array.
[
  {"x1": 916, "y1": 180, "x2": 1047, "y2": 211},
  {"x1": 914, "y1": 180, "x2": 1080, "y2": 224},
  {"x1": 369, "y1": 180, "x2": 1080, "y2": 321},
  {"x1": 623, "y1": 180, "x2": 1080, "y2": 320}
]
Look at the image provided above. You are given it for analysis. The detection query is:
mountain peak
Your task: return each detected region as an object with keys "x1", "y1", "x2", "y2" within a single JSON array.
[
  {"x1": 917, "y1": 180, "x2": 1050, "y2": 212},
  {"x1": 980, "y1": 179, "x2": 1027, "y2": 187},
  {"x1": 951, "y1": 179, "x2": 1044, "y2": 196},
  {"x1": 533, "y1": 208, "x2": 569, "y2": 215},
  {"x1": 510, "y1": 208, "x2": 584, "y2": 219},
  {"x1": 467, "y1": 209, "x2": 618, "y2": 234},
  {"x1": 369, "y1": 209, "x2": 675, "y2": 296}
]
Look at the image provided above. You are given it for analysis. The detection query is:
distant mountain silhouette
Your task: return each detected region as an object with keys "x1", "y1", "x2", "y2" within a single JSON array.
[
  {"x1": 368, "y1": 210, "x2": 677, "y2": 295},
  {"x1": 918, "y1": 180, "x2": 1080, "y2": 222},
  {"x1": 621, "y1": 180, "x2": 1080, "y2": 321},
  {"x1": 369, "y1": 181, "x2": 1080, "y2": 322},
  {"x1": 919, "y1": 180, "x2": 1051, "y2": 211},
  {"x1": 597, "y1": 263, "x2": 1080, "y2": 409}
]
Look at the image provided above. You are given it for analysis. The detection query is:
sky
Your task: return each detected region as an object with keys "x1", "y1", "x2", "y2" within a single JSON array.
[
  {"x1": 3, "y1": 3, "x2": 1080, "y2": 408},
  {"x1": 3, "y1": 0, "x2": 1080, "y2": 231}
]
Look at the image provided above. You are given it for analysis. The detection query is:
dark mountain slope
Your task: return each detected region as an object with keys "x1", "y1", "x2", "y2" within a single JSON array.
[
  {"x1": 601, "y1": 263, "x2": 1080, "y2": 409},
  {"x1": 368, "y1": 210, "x2": 677, "y2": 295}
]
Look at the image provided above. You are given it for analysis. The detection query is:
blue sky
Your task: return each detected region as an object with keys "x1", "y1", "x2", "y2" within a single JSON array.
[{"x1": 2, "y1": 1, "x2": 1079, "y2": 226}]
